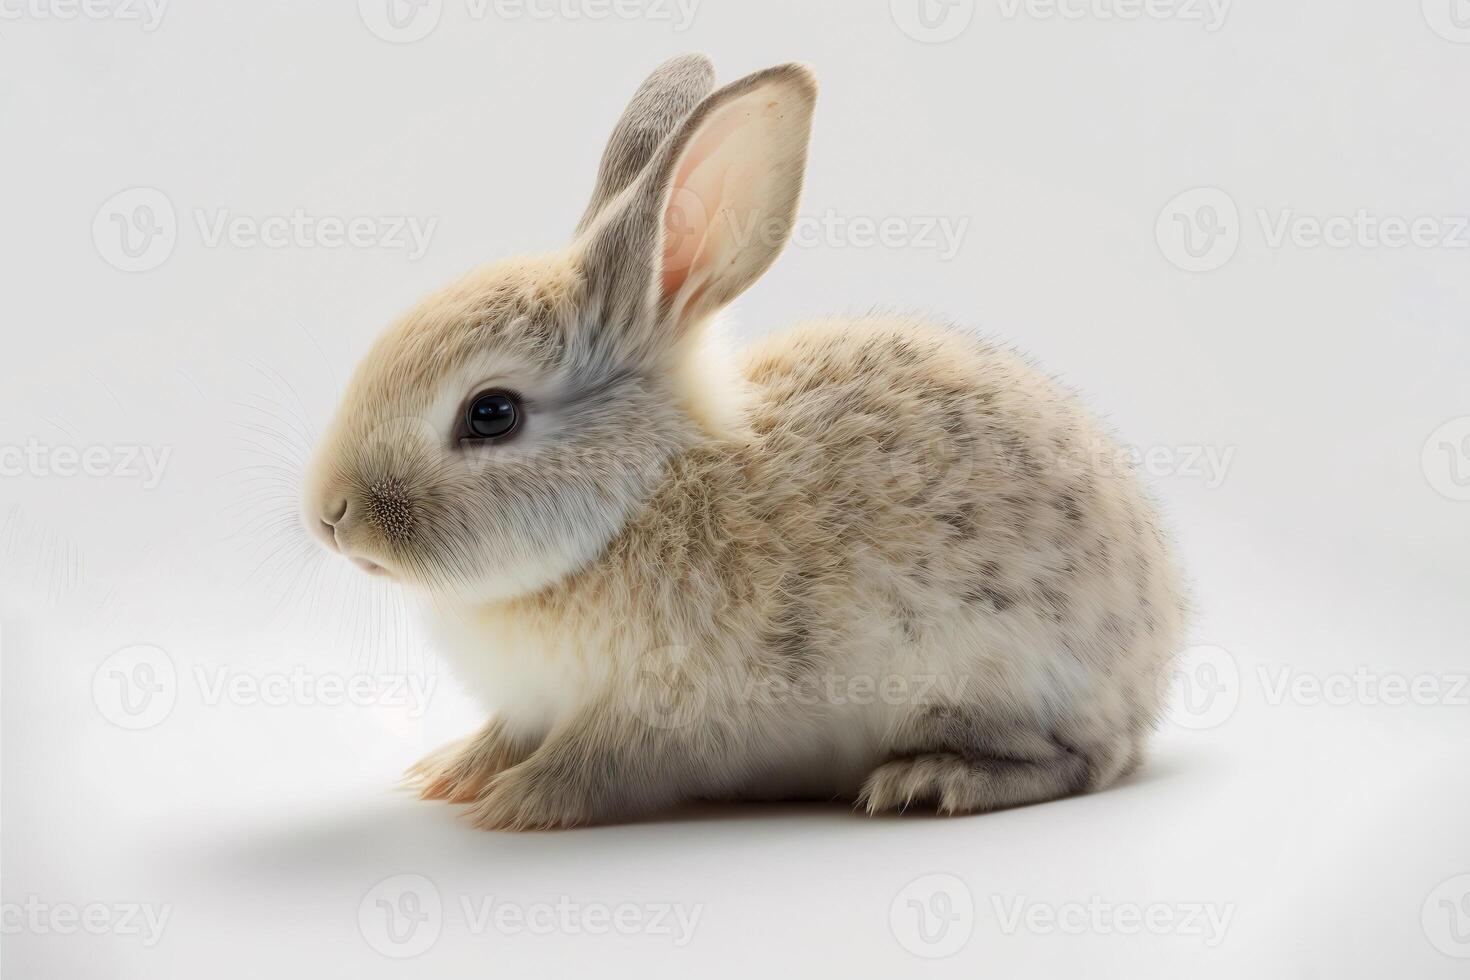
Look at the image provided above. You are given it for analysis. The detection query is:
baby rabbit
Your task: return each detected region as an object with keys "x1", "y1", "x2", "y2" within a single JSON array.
[{"x1": 304, "y1": 54, "x2": 1185, "y2": 829}]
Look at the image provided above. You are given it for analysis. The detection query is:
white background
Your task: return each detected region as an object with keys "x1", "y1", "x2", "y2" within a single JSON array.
[{"x1": 3, "y1": 0, "x2": 1468, "y2": 976}]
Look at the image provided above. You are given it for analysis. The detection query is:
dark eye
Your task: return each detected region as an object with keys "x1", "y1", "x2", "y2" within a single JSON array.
[{"x1": 465, "y1": 390, "x2": 521, "y2": 440}]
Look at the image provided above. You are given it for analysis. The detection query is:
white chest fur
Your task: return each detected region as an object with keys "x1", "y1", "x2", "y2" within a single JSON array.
[{"x1": 421, "y1": 601, "x2": 608, "y2": 740}]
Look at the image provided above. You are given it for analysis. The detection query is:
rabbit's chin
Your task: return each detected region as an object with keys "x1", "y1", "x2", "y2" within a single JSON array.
[
  {"x1": 402, "y1": 568, "x2": 560, "y2": 613},
  {"x1": 394, "y1": 528, "x2": 616, "y2": 610}
]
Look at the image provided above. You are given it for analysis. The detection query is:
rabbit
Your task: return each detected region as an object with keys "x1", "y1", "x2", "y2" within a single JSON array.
[{"x1": 303, "y1": 53, "x2": 1186, "y2": 830}]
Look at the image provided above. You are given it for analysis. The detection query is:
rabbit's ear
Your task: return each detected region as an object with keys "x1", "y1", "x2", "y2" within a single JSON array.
[
  {"x1": 580, "y1": 63, "x2": 817, "y2": 351},
  {"x1": 575, "y1": 54, "x2": 716, "y2": 234}
]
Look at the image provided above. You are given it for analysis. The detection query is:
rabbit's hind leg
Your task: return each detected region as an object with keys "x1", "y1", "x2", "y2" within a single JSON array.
[
  {"x1": 856, "y1": 749, "x2": 1088, "y2": 815},
  {"x1": 855, "y1": 705, "x2": 1119, "y2": 815}
]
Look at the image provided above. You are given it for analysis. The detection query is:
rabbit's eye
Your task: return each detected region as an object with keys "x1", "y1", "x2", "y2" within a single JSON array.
[{"x1": 465, "y1": 390, "x2": 521, "y2": 440}]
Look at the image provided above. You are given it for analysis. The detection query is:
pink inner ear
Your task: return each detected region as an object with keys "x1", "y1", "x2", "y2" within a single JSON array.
[
  {"x1": 659, "y1": 103, "x2": 748, "y2": 301},
  {"x1": 661, "y1": 184, "x2": 707, "y2": 299}
]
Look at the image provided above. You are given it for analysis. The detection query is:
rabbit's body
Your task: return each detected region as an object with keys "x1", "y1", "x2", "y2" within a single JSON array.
[
  {"x1": 306, "y1": 55, "x2": 1185, "y2": 828},
  {"x1": 421, "y1": 314, "x2": 1183, "y2": 823}
]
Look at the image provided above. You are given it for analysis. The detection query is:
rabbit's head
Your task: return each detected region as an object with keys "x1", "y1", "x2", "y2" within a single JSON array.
[{"x1": 304, "y1": 56, "x2": 817, "y2": 602}]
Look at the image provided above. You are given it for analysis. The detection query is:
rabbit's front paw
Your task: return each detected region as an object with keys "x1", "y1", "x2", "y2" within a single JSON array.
[
  {"x1": 467, "y1": 763, "x2": 592, "y2": 832},
  {"x1": 403, "y1": 719, "x2": 532, "y2": 803}
]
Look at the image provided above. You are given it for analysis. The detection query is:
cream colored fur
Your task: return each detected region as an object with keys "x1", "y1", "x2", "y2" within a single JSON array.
[{"x1": 305, "y1": 55, "x2": 1185, "y2": 829}]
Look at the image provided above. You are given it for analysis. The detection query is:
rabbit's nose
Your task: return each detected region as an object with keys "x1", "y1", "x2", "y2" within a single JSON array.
[
  {"x1": 322, "y1": 497, "x2": 349, "y2": 525},
  {"x1": 313, "y1": 497, "x2": 350, "y2": 550}
]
